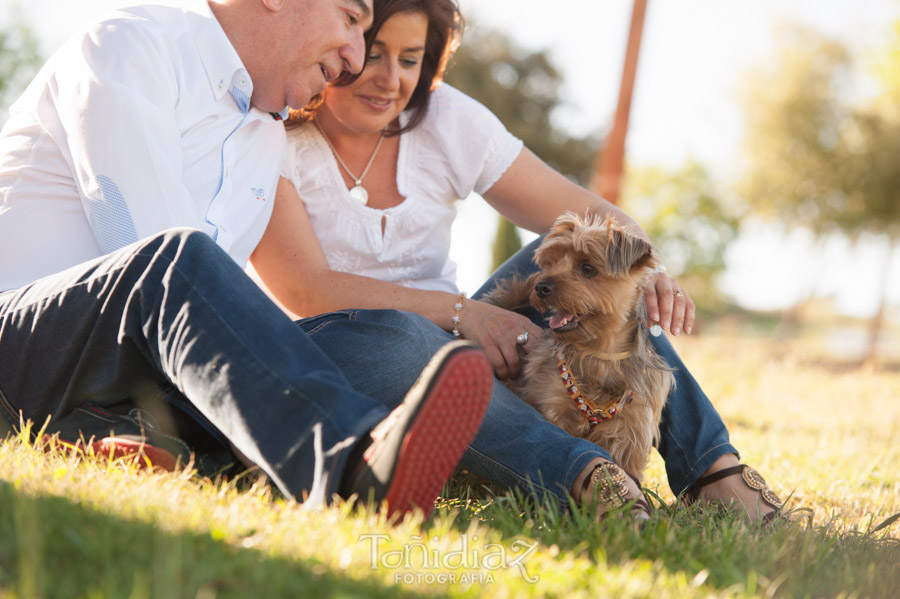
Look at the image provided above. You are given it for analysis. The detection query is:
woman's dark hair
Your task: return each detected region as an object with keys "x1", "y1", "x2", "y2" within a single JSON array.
[{"x1": 286, "y1": 0, "x2": 462, "y2": 134}]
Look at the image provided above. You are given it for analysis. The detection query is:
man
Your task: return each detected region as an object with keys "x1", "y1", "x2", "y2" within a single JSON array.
[{"x1": 0, "y1": 0, "x2": 491, "y2": 518}]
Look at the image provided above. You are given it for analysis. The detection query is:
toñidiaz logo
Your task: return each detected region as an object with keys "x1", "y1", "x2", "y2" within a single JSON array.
[{"x1": 359, "y1": 533, "x2": 540, "y2": 584}]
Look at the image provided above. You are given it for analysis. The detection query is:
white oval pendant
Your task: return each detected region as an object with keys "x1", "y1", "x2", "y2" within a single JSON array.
[
  {"x1": 349, "y1": 185, "x2": 369, "y2": 205},
  {"x1": 650, "y1": 322, "x2": 663, "y2": 337}
]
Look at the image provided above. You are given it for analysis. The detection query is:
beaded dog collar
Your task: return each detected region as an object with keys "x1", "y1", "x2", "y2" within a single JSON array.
[{"x1": 557, "y1": 351, "x2": 632, "y2": 425}]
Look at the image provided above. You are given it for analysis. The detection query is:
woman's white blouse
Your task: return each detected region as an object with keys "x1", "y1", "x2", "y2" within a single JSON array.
[{"x1": 281, "y1": 83, "x2": 523, "y2": 293}]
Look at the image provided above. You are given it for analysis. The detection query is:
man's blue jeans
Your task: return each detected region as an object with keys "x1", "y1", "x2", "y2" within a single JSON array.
[
  {"x1": 302, "y1": 236, "x2": 738, "y2": 507},
  {"x1": 0, "y1": 229, "x2": 390, "y2": 506}
]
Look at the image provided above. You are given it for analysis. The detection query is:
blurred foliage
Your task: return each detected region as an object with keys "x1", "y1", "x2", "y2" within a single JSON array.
[
  {"x1": 446, "y1": 24, "x2": 743, "y2": 309},
  {"x1": 871, "y1": 21, "x2": 900, "y2": 116},
  {"x1": 445, "y1": 26, "x2": 599, "y2": 186},
  {"x1": 0, "y1": 8, "x2": 42, "y2": 119},
  {"x1": 621, "y1": 161, "x2": 742, "y2": 315},
  {"x1": 490, "y1": 216, "x2": 523, "y2": 273},
  {"x1": 738, "y1": 25, "x2": 900, "y2": 240},
  {"x1": 445, "y1": 26, "x2": 601, "y2": 271}
]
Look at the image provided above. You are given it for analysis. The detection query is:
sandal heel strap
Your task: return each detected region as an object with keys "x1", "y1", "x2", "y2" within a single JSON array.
[
  {"x1": 687, "y1": 464, "x2": 784, "y2": 510},
  {"x1": 692, "y1": 465, "x2": 745, "y2": 489}
]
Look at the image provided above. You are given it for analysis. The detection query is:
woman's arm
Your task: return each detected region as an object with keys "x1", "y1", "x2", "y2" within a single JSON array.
[
  {"x1": 482, "y1": 148, "x2": 696, "y2": 336},
  {"x1": 249, "y1": 177, "x2": 544, "y2": 379},
  {"x1": 482, "y1": 148, "x2": 646, "y2": 238}
]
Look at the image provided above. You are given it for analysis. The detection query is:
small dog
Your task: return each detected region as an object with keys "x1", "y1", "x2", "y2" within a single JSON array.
[{"x1": 484, "y1": 212, "x2": 675, "y2": 481}]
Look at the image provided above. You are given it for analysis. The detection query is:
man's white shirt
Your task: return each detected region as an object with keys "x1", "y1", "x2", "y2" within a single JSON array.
[{"x1": 0, "y1": 1, "x2": 287, "y2": 291}]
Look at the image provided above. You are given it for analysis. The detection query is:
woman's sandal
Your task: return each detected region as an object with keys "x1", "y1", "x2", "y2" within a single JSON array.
[
  {"x1": 686, "y1": 464, "x2": 783, "y2": 523},
  {"x1": 583, "y1": 461, "x2": 652, "y2": 521}
]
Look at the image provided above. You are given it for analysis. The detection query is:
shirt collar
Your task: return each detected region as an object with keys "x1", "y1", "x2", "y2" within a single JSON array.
[{"x1": 185, "y1": 1, "x2": 287, "y2": 120}]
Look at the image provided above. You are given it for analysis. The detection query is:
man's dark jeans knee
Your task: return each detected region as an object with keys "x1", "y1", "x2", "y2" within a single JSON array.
[{"x1": 0, "y1": 228, "x2": 386, "y2": 503}]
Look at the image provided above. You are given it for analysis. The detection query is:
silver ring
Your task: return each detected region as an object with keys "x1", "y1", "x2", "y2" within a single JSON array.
[{"x1": 516, "y1": 332, "x2": 529, "y2": 346}]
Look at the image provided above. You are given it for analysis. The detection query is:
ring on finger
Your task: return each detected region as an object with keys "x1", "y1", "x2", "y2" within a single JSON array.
[
  {"x1": 516, "y1": 332, "x2": 529, "y2": 346},
  {"x1": 673, "y1": 290, "x2": 683, "y2": 298}
]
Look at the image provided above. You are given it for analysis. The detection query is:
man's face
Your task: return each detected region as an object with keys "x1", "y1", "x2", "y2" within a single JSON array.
[{"x1": 254, "y1": 0, "x2": 373, "y2": 112}]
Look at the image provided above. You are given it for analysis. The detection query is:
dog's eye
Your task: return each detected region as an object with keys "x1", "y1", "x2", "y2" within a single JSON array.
[{"x1": 580, "y1": 263, "x2": 596, "y2": 277}]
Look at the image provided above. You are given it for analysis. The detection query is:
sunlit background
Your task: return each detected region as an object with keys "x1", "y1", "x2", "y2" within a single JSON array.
[
  {"x1": 451, "y1": 0, "x2": 900, "y2": 320},
  {"x1": 4, "y1": 0, "x2": 900, "y2": 361}
]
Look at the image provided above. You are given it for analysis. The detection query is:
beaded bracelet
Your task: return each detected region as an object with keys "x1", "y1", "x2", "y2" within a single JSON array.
[{"x1": 451, "y1": 291, "x2": 466, "y2": 338}]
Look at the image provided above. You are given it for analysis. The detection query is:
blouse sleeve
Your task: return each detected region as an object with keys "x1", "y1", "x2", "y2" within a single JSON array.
[{"x1": 420, "y1": 84, "x2": 524, "y2": 198}]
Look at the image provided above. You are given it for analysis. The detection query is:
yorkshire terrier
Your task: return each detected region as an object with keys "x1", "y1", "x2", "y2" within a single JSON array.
[{"x1": 484, "y1": 212, "x2": 675, "y2": 482}]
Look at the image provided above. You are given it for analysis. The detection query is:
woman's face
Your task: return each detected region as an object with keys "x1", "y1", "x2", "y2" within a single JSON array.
[{"x1": 322, "y1": 10, "x2": 429, "y2": 134}]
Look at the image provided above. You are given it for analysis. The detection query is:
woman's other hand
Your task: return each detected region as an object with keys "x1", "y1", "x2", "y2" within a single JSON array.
[{"x1": 641, "y1": 270, "x2": 695, "y2": 336}]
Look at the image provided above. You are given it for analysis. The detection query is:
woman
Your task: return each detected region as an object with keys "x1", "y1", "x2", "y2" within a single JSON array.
[{"x1": 250, "y1": 0, "x2": 783, "y2": 522}]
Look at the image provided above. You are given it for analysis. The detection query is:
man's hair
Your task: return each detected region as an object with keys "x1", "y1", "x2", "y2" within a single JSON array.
[{"x1": 286, "y1": 0, "x2": 463, "y2": 134}]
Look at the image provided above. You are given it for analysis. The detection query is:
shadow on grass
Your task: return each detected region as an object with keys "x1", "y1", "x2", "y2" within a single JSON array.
[{"x1": 0, "y1": 480, "x2": 444, "y2": 599}]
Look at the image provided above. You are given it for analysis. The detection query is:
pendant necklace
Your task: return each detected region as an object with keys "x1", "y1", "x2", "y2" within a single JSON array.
[{"x1": 315, "y1": 120, "x2": 386, "y2": 206}]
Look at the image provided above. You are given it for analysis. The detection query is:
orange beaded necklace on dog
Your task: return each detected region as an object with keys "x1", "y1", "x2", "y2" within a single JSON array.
[{"x1": 556, "y1": 351, "x2": 634, "y2": 425}]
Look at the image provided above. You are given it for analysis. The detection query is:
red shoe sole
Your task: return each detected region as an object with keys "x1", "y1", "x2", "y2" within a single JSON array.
[
  {"x1": 42, "y1": 435, "x2": 179, "y2": 472},
  {"x1": 382, "y1": 346, "x2": 493, "y2": 519}
]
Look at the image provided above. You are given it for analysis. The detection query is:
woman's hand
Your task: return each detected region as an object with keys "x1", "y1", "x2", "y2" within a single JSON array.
[
  {"x1": 457, "y1": 299, "x2": 545, "y2": 381},
  {"x1": 641, "y1": 269, "x2": 695, "y2": 336}
]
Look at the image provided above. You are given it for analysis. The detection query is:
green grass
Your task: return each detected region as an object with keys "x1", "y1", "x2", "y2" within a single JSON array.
[{"x1": 1, "y1": 335, "x2": 898, "y2": 598}]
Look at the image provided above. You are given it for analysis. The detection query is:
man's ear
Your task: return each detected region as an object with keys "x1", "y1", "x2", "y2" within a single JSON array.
[{"x1": 262, "y1": 0, "x2": 287, "y2": 13}]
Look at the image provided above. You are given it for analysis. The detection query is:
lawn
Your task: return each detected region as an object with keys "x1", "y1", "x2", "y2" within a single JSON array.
[{"x1": 1, "y1": 333, "x2": 898, "y2": 598}]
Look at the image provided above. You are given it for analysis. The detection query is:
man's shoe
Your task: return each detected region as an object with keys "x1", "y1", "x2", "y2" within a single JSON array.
[
  {"x1": 339, "y1": 340, "x2": 493, "y2": 518},
  {"x1": 41, "y1": 403, "x2": 192, "y2": 472},
  {"x1": 45, "y1": 434, "x2": 181, "y2": 472}
]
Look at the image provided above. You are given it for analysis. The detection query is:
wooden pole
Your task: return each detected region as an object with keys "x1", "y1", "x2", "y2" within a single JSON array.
[{"x1": 591, "y1": 0, "x2": 648, "y2": 204}]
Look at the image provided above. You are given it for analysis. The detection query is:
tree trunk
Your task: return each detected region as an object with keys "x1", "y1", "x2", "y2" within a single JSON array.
[
  {"x1": 591, "y1": 0, "x2": 648, "y2": 204},
  {"x1": 491, "y1": 217, "x2": 523, "y2": 273}
]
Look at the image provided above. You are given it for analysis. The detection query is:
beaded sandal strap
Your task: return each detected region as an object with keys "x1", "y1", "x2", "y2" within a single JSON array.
[{"x1": 582, "y1": 462, "x2": 651, "y2": 519}]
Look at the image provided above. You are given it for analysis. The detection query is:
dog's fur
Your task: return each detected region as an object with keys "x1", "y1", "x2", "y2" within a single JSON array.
[{"x1": 484, "y1": 212, "x2": 675, "y2": 481}]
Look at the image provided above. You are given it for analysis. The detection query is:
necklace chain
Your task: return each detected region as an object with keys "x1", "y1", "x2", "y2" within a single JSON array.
[{"x1": 315, "y1": 120, "x2": 386, "y2": 190}]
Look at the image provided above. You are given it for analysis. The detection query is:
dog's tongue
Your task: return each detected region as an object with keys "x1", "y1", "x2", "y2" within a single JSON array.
[{"x1": 549, "y1": 312, "x2": 575, "y2": 330}]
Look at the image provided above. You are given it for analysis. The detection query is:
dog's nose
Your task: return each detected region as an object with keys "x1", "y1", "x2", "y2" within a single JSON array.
[{"x1": 535, "y1": 280, "x2": 554, "y2": 298}]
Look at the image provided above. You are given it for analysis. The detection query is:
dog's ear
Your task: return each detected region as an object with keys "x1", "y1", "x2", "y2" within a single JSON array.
[{"x1": 606, "y1": 226, "x2": 654, "y2": 277}]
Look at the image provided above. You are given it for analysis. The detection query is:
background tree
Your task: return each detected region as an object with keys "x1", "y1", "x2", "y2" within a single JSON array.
[
  {"x1": 739, "y1": 25, "x2": 900, "y2": 362},
  {"x1": 445, "y1": 26, "x2": 599, "y2": 270},
  {"x1": 0, "y1": 8, "x2": 42, "y2": 121},
  {"x1": 621, "y1": 161, "x2": 741, "y2": 317},
  {"x1": 490, "y1": 217, "x2": 523, "y2": 272},
  {"x1": 445, "y1": 27, "x2": 599, "y2": 185},
  {"x1": 446, "y1": 26, "x2": 741, "y2": 308}
]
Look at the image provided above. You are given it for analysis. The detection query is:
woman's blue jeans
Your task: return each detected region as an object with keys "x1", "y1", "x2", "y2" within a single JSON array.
[
  {"x1": 302, "y1": 236, "x2": 738, "y2": 507},
  {"x1": 0, "y1": 229, "x2": 389, "y2": 506}
]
